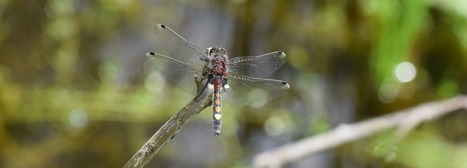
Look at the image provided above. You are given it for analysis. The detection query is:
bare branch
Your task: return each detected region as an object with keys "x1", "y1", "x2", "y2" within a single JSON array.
[
  {"x1": 252, "y1": 96, "x2": 467, "y2": 168},
  {"x1": 124, "y1": 76, "x2": 212, "y2": 168}
]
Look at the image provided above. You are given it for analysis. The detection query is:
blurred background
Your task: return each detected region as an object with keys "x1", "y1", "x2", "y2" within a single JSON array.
[{"x1": 1, "y1": 0, "x2": 467, "y2": 168}]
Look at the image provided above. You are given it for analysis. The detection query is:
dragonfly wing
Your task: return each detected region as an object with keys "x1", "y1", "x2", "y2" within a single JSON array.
[
  {"x1": 152, "y1": 24, "x2": 208, "y2": 71},
  {"x1": 147, "y1": 52, "x2": 205, "y2": 95},
  {"x1": 224, "y1": 73, "x2": 290, "y2": 105},
  {"x1": 227, "y1": 51, "x2": 286, "y2": 78}
]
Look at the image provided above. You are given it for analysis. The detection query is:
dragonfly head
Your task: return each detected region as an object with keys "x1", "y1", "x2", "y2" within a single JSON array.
[{"x1": 206, "y1": 46, "x2": 227, "y2": 56}]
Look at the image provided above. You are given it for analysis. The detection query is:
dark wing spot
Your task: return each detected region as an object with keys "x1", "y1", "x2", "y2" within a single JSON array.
[
  {"x1": 146, "y1": 52, "x2": 156, "y2": 58},
  {"x1": 281, "y1": 82, "x2": 287, "y2": 85},
  {"x1": 277, "y1": 51, "x2": 286, "y2": 58},
  {"x1": 160, "y1": 24, "x2": 166, "y2": 28}
]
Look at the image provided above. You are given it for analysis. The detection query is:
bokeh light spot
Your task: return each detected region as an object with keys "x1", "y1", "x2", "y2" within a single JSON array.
[
  {"x1": 378, "y1": 83, "x2": 398, "y2": 103},
  {"x1": 394, "y1": 62, "x2": 416, "y2": 83},
  {"x1": 264, "y1": 115, "x2": 286, "y2": 136},
  {"x1": 248, "y1": 89, "x2": 268, "y2": 108},
  {"x1": 69, "y1": 108, "x2": 88, "y2": 128},
  {"x1": 145, "y1": 72, "x2": 165, "y2": 94}
]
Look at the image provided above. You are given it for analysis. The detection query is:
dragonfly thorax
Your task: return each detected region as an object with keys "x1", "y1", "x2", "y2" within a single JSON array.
[{"x1": 206, "y1": 46, "x2": 228, "y2": 77}]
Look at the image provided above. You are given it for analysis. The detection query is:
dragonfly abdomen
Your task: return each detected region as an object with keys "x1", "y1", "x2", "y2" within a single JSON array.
[{"x1": 212, "y1": 80, "x2": 223, "y2": 138}]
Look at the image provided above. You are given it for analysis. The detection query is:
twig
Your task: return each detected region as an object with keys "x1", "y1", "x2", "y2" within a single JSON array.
[
  {"x1": 124, "y1": 76, "x2": 212, "y2": 168},
  {"x1": 393, "y1": 96, "x2": 467, "y2": 140},
  {"x1": 252, "y1": 96, "x2": 467, "y2": 168}
]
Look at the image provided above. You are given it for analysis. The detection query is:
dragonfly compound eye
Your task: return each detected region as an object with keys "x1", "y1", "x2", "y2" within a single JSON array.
[{"x1": 220, "y1": 48, "x2": 227, "y2": 54}]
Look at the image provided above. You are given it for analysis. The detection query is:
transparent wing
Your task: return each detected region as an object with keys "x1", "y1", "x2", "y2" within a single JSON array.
[
  {"x1": 224, "y1": 73, "x2": 290, "y2": 105},
  {"x1": 147, "y1": 52, "x2": 205, "y2": 95},
  {"x1": 227, "y1": 51, "x2": 286, "y2": 78},
  {"x1": 148, "y1": 24, "x2": 209, "y2": 95},
  {"x1": 152, "y1": 24, "x2": 208, "y2": 71}
]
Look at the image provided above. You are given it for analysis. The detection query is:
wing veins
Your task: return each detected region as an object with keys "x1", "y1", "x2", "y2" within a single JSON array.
[{"x1": 146, "y1": 52, "x2": 204, "y2": 72}]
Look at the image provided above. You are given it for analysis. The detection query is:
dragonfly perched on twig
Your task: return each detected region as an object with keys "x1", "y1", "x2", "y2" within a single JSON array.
[{"x1": 147, "y1": 24, "x2": 290, "y2": 138}]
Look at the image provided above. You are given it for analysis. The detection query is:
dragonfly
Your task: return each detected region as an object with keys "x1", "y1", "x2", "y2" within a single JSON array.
[{"x1": 146, "y1": 24, "x2": 290, "y2": 138}]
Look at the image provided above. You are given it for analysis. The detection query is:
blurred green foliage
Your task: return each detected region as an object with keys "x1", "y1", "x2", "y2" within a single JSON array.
[{"x1": 1, "y1": 0, "x2": 467, "y2": 168}]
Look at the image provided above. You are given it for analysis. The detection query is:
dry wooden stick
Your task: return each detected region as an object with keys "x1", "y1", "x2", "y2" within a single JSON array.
[
  {"x1": 252, "y1": 96, "x2": 467, "y2": 168},
  {"x1": 124, "y1": 76, "x2": 212, "y2": 168}
]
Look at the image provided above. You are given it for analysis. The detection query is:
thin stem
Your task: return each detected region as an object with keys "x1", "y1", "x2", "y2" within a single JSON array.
[{"x1": 252, "y1": 96, "x2": 467, "y2": 168}]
